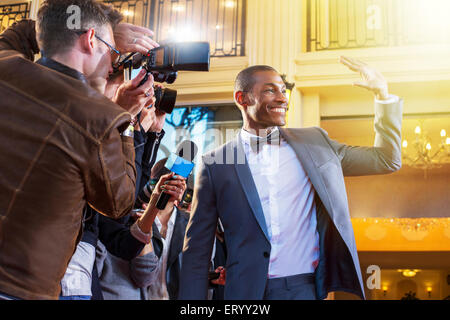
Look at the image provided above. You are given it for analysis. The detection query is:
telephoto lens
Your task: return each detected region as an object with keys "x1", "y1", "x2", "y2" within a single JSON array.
[{"x1": 154, "y1": 86, "x2": 177, "y2": 114}]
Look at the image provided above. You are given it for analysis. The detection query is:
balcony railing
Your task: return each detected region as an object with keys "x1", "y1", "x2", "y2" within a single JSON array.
[
  {"x1": 306, "y1": 0, "x2": 450, "y2": 52},
  {"x1": 105, "y1": 0, "x2": 246, "y2": 57},
  {"x1": 0, "y1": 2, "x2": 30, "y2": 33}
]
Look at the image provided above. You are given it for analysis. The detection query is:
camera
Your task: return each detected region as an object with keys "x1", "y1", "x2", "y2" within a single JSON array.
[
  {"x1": 139, "y1": 41, "x2": 210, "y2": 84},
  {"x1": 115, "y1": 42, "x2": 210, "y2": 114},
  {"x1": 153, "y1": 86, "x2": 177, "y2": 114}
]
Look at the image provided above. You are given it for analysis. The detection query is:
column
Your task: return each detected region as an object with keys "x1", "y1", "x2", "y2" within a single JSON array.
[{"x1": 246, "y1": 0, "x2": 303, "y2": 128}]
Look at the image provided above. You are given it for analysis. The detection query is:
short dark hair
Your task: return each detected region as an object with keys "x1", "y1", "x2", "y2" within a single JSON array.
[
  {"x1": 234, "y1": 65, "x2": 279, "y2": 92},
  {"x1": 37, "y1": 0, "x2": 123, "y2": 57}
]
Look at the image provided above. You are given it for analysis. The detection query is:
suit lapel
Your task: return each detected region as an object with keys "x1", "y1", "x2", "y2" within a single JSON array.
[
  {"x1": 279, "y1": 128, "x2": 334, "y2": 219},
  {"x1": 232, "y1": 136, "x2": 271, "y2": 243},
  {"x1": 152, "y1": 222, "x2": 163, "y2": 258}
]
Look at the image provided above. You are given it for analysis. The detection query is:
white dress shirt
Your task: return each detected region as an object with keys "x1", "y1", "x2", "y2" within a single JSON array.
[
  {"x1": 147, "y1": 208, "x2": 177, "y2": 300},
  {"x1": 240, "y1": 128, "x2": 320, "y2": 278}
]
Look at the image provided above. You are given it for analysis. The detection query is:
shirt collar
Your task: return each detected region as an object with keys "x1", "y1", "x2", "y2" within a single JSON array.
[
  {"x1": 155, "y1": 207, "x2": 177, "y2": 230},
  {"x1": 36, "y1": 56, "x2": 88, "y2": 84},
  {"x1": 240, "y1": 127, "x2": 281, "y2": 145},
  {"x1": 169, "y1": 207, "x2": 177, "y2": 226}
]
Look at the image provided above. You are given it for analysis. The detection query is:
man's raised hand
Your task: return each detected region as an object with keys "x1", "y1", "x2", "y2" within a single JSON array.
[{"x1": 340, "y1": 56, "x2": 389, "y2": 101}]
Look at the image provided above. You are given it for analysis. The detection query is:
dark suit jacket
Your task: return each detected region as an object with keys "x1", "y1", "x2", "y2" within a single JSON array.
[
  {"x1": 152, "y1": 208, "x2": 189, "y2": 300},
  {"x1": 179, "y1": 100, "x2": 403, "y2": 300},
  {"x1": 134, "y1": 129, "x2": 165, "y2": 199}
]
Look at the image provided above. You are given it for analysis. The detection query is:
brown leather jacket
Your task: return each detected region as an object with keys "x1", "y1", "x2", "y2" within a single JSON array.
[{"x1": 0, "y1": 20, "x2": 136, "y2": 299}]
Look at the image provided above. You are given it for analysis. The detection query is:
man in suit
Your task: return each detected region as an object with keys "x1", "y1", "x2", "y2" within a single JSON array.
[{"x1": 179, "y1": 57, "x2": 403, "y2": 300}]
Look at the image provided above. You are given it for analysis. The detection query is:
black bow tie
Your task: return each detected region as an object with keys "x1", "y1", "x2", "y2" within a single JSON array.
[{"x1": 249, "y1": 130, "x2": 281, "y2": 153}]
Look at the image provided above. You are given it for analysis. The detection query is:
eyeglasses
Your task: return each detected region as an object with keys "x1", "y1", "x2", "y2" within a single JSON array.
[{"x1": 74, "y1": 30, "x2": 121, "y2": 67}]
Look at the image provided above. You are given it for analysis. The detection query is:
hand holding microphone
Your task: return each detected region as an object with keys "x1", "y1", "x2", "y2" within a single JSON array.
[
  {"x1": 135, "y1": 140, "x2": 197, "y2": 234},
  {"x1": 153, "y1": 172, "x2": 186, "y2": 205},
  {"x1": 156, "y1": 140, "x2": 198, "y2": 210},
  {"x1": 136, "y1": 172, "x2": 186, "y2": 234}
]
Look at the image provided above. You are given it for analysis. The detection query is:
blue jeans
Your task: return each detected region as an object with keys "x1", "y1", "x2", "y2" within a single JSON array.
[
  {"x1": 59, "y1": 295, "x2": 91, "y2": 300},
  {"x1": 0, "y1": 291, "x2": 21, "y2": 300}
]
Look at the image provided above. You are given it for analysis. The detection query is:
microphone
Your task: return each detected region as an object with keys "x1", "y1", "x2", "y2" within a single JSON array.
[{"x1": 156, "y1": 140, "x2": 198, "y2": 210}]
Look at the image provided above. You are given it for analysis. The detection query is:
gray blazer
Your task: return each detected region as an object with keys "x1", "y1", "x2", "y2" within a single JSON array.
[
  {"x1": 179, "y1": 100, "x2": 403, "y2": 300},
  {"x1": 96, "y1": 240, "x2": 159, "y2": 300}
]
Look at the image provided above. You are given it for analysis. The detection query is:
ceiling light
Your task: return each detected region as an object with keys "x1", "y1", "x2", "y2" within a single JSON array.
[{"x1": 225, "y1": 1, "x2": 236, "y2": 8}]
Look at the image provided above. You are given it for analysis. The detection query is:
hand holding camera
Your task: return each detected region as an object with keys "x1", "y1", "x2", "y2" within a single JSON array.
[
  {"x1": 113, "y1": 23, "x2": 159, "y2": 55},
  {"x1": 136, "y1": 105, "x2": 156, "y2": 133},
  {"x1": 113, "y1": 69, "x2": 155, "y2": 117},
  {"x1": 112, "y1": 42, "x2": 211, "y2": 116}
]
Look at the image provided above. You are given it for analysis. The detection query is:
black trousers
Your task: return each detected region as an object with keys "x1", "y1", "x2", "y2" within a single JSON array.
[{"x1": 263, "y1": 273, "x2": 317, "y2": 300}]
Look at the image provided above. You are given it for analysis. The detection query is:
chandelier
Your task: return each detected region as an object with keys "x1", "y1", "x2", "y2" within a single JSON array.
[{"x1": 401, "y1": 121, "x2": 450, "y2": 172}]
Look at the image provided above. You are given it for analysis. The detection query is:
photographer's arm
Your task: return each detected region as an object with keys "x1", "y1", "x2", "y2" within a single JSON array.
[
  {"x1": 136, "y1": 172, "x2": 186, "y2": 234},
  {"x1": 0, "y1": 20, "x2": 39, "y2": 61},
  {"x1": 96, "y1": 174, "x2": 185, "y2": 261},
  {"x1": 86, "y1": 126, "x2": 137, "y2": 220}
]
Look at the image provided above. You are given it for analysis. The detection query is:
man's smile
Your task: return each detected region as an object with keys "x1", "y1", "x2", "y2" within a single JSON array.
[{"x1": 267, "y1": 106, "x2": 288, "y2": 114}]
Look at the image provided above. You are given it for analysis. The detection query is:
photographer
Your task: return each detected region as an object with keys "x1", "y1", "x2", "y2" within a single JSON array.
[
  {"x1": 61, "y1": 79, "x2": 170, "y2": 300},
  {"x1": 145, "y1": 159, "x2": 191, "y2": 300},
  {"x1": 97, "y1": 163, "x2": 188, "y2": 300},
  {"x1": 133, "y1": 86, "x2": 168, "y2": 200},
  {"x1": 0, "y1": 0, "x2": 156, "y2": 300},
  {"x1": 91, "y1": 104, "x2": 170, "y2": 300},
  {"x1": 60, "y1": 71, "x2": 158, "y2": 300}
]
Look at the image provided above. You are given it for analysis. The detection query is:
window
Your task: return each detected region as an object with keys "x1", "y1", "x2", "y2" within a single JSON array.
[
  {"x1": 104, "y1": 0, "x2": 246, "y2": 57},
  {"x1": 156, "y1": 105, "x2": 243, "y2": 172},
  {"x1": 0, "y1": 2, "x2": 30, "y2": 33}
]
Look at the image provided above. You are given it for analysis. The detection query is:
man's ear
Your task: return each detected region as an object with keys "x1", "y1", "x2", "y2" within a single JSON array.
[
  {"x1": 79, "y1": 28, "x2": 96, "y2": 55},
  {"x1": 234, "y1": 91, "x2": 248, "y2": 107}
]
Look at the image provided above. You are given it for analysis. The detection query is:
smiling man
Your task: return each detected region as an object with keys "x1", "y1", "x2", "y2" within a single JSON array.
[
  {"x1": 179, "y1": 62, "x2": 403, "y2": 300},
  {"x1": 235, "y1": 65, "x2": 289, "y2": 133}
]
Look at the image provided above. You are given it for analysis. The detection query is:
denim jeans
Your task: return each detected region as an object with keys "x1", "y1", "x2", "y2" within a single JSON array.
[
  {"x1": 0, "y1": 291, "x2": 21, "y2": 300},
  {"x1": 59, "y1": 295, "x2": 91, "y2": 300}
]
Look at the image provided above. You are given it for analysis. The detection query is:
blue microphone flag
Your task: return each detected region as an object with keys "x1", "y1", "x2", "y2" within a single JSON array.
[{"x1": 165, "y1": 153, "x2": 195, "y2": 179}]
